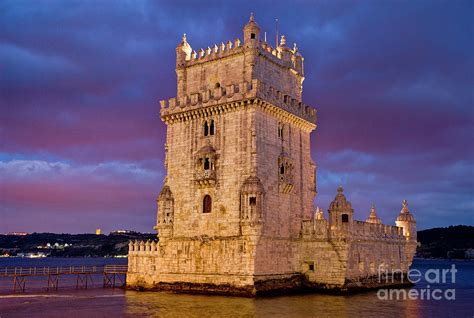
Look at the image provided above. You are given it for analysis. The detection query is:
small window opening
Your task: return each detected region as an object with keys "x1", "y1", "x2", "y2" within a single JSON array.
[
  {"x1": 210, "y1": 120, "x2": 215, "y2": 135},
  {"x1": 204, "y1": 121, "x2": 209, "y2": 136},
  {"x1": 249, "y1": 197, "x2": 257, "y2": 206},
  {"x1": 203, "y1": 195, "x2": 212, "y2": 213},
  {"x1": 342, "y1": 214, "x2": 349, "y2": 223},
  {"x1": 204, "y1": 158, "x2": 210, "y2": 170},
  {"x1": 215, "y1": 82, "x2": 221, "y2": 88},
  {"x1": 251, "y1": 33, "x2": 255, "y2": 39},
  {"x1": 309, "y1": 264, "x2": 315, "y2": 271},
  {"x1": 280, "y1": 164, "x2": 285, "y2": 175}
]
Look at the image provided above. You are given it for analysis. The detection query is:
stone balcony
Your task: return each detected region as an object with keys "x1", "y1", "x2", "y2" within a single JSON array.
[{"x1": 194, "y1": 170, "x2": 216, "y2": 187}]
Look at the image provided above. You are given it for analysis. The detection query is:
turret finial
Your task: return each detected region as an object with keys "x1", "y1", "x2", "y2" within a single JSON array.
[
  {"x1": 337, "y1": 186, "x2": 343, "y2": 193},
  {"x1": 182, "y1": 33, "x2": 187, "y2": 42},
  {"x1": 249, "y1": 12, "x2": 254, "y2": 22},
  {"x1": 280, "y1": 35, "x2": 286, "y2": 46},
  {"x1": 401, "y1": 199, "x2": 409, "y2": 213},
  {"x1": 366, "y1": 204, "x2": 381, "y2": 224}
]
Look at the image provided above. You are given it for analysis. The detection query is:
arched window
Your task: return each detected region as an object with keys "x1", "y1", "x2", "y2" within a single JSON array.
[
  {"x1": 209, "y1": 120, "x2": 215, "y2": 135},
  {"x1": 203, "y1": 195, "x2": 212, "y2": 213},
  {"x1": 278, "y1": 124, "x2": 283, "y2": 140},
  {"x1": 204, "y1": 158, "x2": 210, "y2": 170},
  {"x1": 204, "y1": 121, "x2": 209, "y2": 136},
  {"x1": 342, "y1": 214, "x2": 349, "y2": 223},
  {"x1": 215, "y1": 82, "x2": 220, "y2": 88}
]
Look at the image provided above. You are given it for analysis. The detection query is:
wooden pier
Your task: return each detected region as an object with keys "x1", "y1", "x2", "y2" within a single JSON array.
[{"x1": 0, "y1": 265, "x2": 128, "y2": 292}]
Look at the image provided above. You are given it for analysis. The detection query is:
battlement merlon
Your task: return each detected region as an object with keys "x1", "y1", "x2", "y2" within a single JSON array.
[
  {"x1": 176, "y1": 40, "x2": 304, "y2": 77},
  {"x1": 159, "y1": 79, "x2": 317, "y2": 129}
]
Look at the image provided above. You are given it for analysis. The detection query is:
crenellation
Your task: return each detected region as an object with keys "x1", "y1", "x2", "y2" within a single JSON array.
[{"x1": 160, "y1": 79, "x2": 316, "y2": 125}]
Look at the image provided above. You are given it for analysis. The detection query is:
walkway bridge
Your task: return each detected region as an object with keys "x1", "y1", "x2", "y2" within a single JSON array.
[{"x1": 0, "y1": 265, "x2": 128, "y2": 293}]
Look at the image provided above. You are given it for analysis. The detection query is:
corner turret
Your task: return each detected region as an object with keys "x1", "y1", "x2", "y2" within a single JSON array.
[
  {"x1": 176, "y1": 33, "x2": 192, "y2": 66},
  {"x1": 243, "y1": 13, "x2": 260, "y2": 48},
  {"x1": 395, "y1": 199, "x2": 417, "y2": 242},
  {"x1": 328, "y1": 186, "x2": 354, "y2": 230}
]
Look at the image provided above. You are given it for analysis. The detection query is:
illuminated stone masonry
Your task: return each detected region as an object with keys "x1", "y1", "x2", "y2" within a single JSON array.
[{"x1": 127, "y1": 14, "x2": 417, "y2": 296}]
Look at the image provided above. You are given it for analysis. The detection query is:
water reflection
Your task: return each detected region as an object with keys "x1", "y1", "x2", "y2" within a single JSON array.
[{"x1": 123, "y1": 291, "x2": 426, "y2": 318}]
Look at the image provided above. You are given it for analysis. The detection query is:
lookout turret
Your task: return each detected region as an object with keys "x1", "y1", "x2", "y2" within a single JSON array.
[
  {"x1": 396, "y1": 199, "x2": 417, "y2": 242},
  {"x1": 328, "y1": 186, "x2": 354, "y2": 230},
  {"x1": 243, "y1": 13, "x2": 260, "y2": 48}
]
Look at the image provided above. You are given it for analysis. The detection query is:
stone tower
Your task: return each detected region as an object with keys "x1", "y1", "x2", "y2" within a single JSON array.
[
  {"x1": 127, "y1": 15, "x2": 416, "y2": 295},
  {"x1": 157, "y1": 14, "x2": 316, "y2": 244}
]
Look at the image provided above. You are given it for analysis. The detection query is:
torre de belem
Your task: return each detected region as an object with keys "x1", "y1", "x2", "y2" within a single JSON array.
[{"x1": 127, "y1": 15, "x2": 417, "y2": 296}]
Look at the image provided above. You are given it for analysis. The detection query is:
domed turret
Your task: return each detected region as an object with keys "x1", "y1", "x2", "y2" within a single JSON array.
[
  {"x1": 396, "y1": 199, "x2": 416, "y2": 222},
  {"x1": 176, "y1": 33, "x2": 192, "y2": 66},
  {"x1": 366, "y1": 205, "x2": 382, "y2": 224},
  {"x1": 243, "y1": 13, "x2": 260, "y2": 48},
  {"x1": 329, "y1": 186, "x2": 353, "y2": 211},
  {"x1": 395, "y1": 199, "x2": 417, "y2": 242},
  {"x1": 328, "y1": 186, "x2": 354, "y2": 228}
]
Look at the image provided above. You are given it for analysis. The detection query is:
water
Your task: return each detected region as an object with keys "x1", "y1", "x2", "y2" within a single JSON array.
[{"x1": 0, "y1": 258, "x2": 472, "y2": 317}]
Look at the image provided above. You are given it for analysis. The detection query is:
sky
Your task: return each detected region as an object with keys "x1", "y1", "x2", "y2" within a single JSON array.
[{"x1": 0, "y1": 0, "x2": 473, "y2": 234}]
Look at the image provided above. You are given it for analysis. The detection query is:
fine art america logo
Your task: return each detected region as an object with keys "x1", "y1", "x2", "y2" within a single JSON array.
[{"x1": 377, "y1": 264, "x2": 457, "y2": 301}]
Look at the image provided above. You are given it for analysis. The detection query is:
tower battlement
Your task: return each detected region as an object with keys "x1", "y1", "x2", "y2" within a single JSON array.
[
  {"x1": 178, "y1": 37, "x2": 304, "y2": 77},
  {"x1": 174, "y1": 14, "x2": 305, "y2": 106},
  {"x1": 159, "y1": 78, "x2": 317, "y2": 126}
]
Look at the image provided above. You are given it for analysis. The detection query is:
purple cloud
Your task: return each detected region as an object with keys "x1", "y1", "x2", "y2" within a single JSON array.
[{"x1": 0, "y1": 0, "x2": 472, "y2": 233}]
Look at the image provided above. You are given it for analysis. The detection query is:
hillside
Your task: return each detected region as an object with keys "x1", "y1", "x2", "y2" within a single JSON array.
[
  {"x1": 417, "y1": 225, "x2": 474, "y2": 259},
  {"x1": 0, "y1": 232, "x2": 157, "y2": 257}
]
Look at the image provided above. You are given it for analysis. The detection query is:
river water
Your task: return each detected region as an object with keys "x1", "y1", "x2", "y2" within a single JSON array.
[{"x1": 0, "y1": 258, "x2": 472, "y2": 317}]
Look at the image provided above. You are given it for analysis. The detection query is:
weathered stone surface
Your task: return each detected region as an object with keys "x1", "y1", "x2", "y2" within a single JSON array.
[{"x1": 127, "y1": 15, "x2": 417, "y2": 296}]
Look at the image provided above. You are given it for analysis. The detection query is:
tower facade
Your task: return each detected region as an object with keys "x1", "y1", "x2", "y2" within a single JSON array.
[{"x1": 127, "y1": 15, "x2": 416, "y2": 295}]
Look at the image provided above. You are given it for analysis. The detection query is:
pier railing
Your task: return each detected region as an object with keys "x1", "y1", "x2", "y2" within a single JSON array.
[{"x1": 0, "y1": 265, "x2": 128, "y2": 293}]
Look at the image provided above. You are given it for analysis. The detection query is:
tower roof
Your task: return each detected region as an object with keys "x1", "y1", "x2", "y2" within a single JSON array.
[
  {"x1": 244, "y1": 12, "x2": 260, "y2": 31},
  {"x1": 241, "y1": 175, "x2": 265, "y2": 193},
  {"x1": 158, "y1": 185, "x2": 173, "y2": 201},
  {"x1": 396, "y1": 199, "x2": 416, "y2": 222},
  {"x1": 328, "y1": 186, "x2": 353, "y2": 211},
  {"x1": 176, "y1": 33, "x2": 191, "y2": 50},
  {"x1": 366, "y1": 205, "x2": 382, "y2": 224}
]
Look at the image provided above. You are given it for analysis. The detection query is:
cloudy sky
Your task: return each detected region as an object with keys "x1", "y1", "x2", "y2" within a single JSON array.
[{"x1": 1, "y1": 0, "x2": 472, "y2": 233}]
